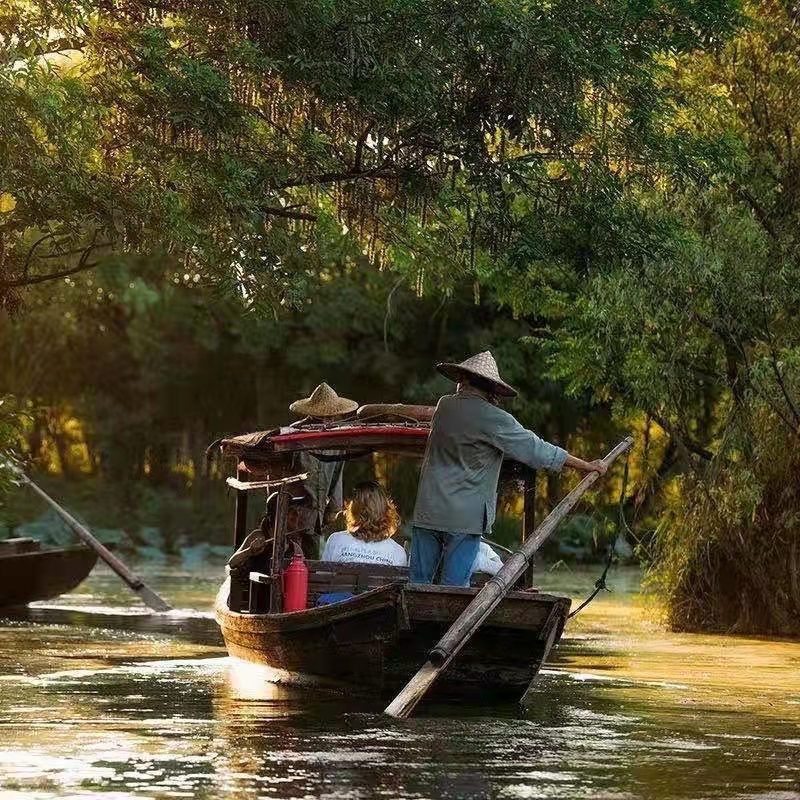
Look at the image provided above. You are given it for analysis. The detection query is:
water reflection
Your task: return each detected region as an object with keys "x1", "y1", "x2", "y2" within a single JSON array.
[{"x1": 0, "y1": 563, "x2": 797, "y2": 799}]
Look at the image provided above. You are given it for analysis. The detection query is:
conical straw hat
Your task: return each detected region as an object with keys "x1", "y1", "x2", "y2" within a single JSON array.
[
  {"x1": 289, "y1": 383, "x2": 359, "y2": 418},
  {"x1": 436, "y1": 351, "x2": 518, "y2": 397}
]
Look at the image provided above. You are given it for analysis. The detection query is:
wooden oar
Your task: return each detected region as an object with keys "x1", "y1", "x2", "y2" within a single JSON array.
[
  {"x1": 9, "y1": 465, "x2": 172, "y2": 612},
  {"x1": 384, "y1": 436, "x2": 633, "y2": 719}
]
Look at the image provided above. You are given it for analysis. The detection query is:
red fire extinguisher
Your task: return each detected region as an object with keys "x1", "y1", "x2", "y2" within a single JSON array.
[{"x1": 282, "y1": 546, "x2": 309, "y2": 612}]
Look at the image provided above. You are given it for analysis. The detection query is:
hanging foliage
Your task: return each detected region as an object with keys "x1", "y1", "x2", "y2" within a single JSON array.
[{"x1": 0, "y1": 0, "x2": 740, "y2": 311}]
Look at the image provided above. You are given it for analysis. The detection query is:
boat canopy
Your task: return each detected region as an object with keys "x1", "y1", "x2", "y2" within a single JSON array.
[
  {"x1": 219, "y1": 429, "x2": 533, "y2": 488},
  {"x1": 216, "y1": 403, "x2": 532, "y2": 480},
  {"x1": 219, "y1": 421, "x2": 430, "y2": 462}
]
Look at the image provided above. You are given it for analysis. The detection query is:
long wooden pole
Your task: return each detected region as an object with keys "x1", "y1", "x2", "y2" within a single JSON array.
[
  {"x1": 384, "y1": 436, "x2": 633, "y2": 719},
  {"x1": 10, "y1": 465, "x2": 172, "y2": 612},
  {"x1": 232, "y1": 467, "x2": 249, "y2": 550}
]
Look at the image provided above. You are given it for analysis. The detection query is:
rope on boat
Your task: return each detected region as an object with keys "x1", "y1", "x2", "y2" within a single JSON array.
[{"x1": 568, "y1": 449, "x2": 632, "y2": 619}]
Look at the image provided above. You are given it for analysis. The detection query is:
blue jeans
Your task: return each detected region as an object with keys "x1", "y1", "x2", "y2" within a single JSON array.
[
  {"x1": 316, "y1": 592, "x2": 354, "y2": 606},
  {"x1": 410, "y1": 527, "x2": 481, "y2": 587}
]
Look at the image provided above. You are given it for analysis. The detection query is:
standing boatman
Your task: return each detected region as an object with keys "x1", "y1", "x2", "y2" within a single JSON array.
[{"x1": 410, "y1": 351, "x2": 607, "y2": 587}]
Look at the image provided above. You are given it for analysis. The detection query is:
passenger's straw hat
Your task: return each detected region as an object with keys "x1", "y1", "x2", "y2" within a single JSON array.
[
  {"x1": 289, "y1": 383, "x2": 359, "y2": 418},
  {"x1": 436, "y1": 351, "x2": 518, "y2": 397}
]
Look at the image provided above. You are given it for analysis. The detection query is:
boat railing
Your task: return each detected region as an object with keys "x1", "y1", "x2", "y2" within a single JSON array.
[{"x1": 243, "y1": 560, "x2": 409, "y2": 614}]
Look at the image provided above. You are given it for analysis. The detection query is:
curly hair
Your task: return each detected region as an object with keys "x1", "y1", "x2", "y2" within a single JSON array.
[{"x1": 345, "y1": 481, "x2": 400, "y2": 543}]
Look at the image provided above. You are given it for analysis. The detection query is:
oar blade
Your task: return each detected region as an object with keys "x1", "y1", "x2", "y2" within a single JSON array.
[
  {"x1": 135, "y1": 584, "x2": 173, "y2": 613},
  {"x1": 384, "y1": 661, "x2": 440, "y2": 719}
]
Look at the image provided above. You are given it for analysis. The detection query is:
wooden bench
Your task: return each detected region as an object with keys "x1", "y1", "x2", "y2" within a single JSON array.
[
  {"x1": 244, "y1": 560, "x2": 506, "y2": 613},
  {"x1": 303, "y1": 560, "x2": 409, "y2": 595},
  {"x1": 247, "y1": 560, "x2": 409, "y2": 612},
  {"x1": 0, "y1": 537, "x2": 42, "y2": 555}
]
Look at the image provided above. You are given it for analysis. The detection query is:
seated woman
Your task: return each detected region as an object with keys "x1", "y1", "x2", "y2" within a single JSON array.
[
  {"x1": 316, "y1": 482, "x2": 406, "y2": 606},
  {"x1": 321, "y1": 481, "x2": 407, "y2": 567}
]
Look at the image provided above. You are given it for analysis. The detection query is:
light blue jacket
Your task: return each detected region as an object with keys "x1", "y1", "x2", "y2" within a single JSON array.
[{"x1": 412, "y1": 391, "x2": 568, "y2": 535}]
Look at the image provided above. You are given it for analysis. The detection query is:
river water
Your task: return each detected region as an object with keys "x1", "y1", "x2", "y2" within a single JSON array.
[{"x1": 0, "y1": 563, "x2": 798, "y2": 799}]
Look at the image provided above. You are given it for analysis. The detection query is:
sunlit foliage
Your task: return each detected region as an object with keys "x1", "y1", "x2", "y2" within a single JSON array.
[
  {"x1": 0, "y1": 395, "x2": 24, "y2": 499},
  {"x1": 1, "y1": 0, "x2": 740, "y2": 313},
  {"x1": 545, "y1": 1, "x2": 800, "y2": 633},
  {"x1": 8, "y1": 0, "x2": 799, "y2": 632}
]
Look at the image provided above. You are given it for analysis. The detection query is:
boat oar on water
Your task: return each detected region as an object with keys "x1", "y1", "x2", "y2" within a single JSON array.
[
  {"x1": 7, "y1": 463, "x2": 172, "y2": 613},
  {"x1": 384, "y1": 435, "x2": 634, "y2": 719}
]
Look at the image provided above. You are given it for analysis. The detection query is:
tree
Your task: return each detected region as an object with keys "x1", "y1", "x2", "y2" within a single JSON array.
[
  {"x1": 1, "y1": 0, "x2": 740, "y2": 313},
  {"x1": 544, "y1": 0, "x2": 800, "y2": 457},
  {"x1": 540, "y1": 0, "x2": 800, "y2": 634},
  {"x1": 0, "y1": 395, "x2": 24, "y2": 501}
]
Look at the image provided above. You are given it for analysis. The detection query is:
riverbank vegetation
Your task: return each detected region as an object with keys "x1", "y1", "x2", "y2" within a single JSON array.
[
  {"x1": 2, "y1": 1, "x2": 798, "y2": 634},
  {"x1": 652, "y1": 411, "x2": 800, "y2": 637}
]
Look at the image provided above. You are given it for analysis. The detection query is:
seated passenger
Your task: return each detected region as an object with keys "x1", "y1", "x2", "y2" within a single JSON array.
[
  {"x1": 321, "y1": 481, "x2": 407, "y2": 568},
  {"x1": 287, "y1": 382, "x2": 359, "y2": 559}
]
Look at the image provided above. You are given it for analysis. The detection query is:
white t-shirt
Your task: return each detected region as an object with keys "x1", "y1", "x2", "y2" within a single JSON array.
[
  {"x1": 321, "y1": 531, "x2": 408, "y2": 567},
  {"x1": 473, "y1": 542, "x2": 504, "y2": 575}
]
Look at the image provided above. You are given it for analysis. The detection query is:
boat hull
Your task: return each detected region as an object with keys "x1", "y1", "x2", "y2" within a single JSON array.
[
  {"x1": 0, "y1": 546, "x2": 98, "y2": 607},
  {"x1": 216, "y1": 582, "x2": 570, "y2": 700}
]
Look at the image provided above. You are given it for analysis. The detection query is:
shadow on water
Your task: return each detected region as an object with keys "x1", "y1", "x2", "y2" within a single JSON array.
[
  {"x1": 0, "y1": 563, "x2": 798, "y2": 799},
  {"x1": 4, "y1": 604, "x2": 223, "y2": 647}
]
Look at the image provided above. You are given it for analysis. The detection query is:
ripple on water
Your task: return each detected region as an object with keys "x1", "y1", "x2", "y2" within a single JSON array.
[{"x1": 1, "y1": 564, "x2": 799, "y2": 800}]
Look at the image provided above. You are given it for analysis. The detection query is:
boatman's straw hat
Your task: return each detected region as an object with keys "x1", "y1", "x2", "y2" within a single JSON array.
[
  {"x1": 436, "y1": 351, "x2": 519, "y2": 397},
  {"x1": 289, "y1": 382, "x2": 359, "y2": 418}
]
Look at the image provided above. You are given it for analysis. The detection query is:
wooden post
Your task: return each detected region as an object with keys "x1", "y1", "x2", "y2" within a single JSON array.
[
  {"x1": 228, "y1": 465, "x2": 252, "y2": 615},
  {"x1": 232, "y1": 466, "x2": 249, "y2": 550},
  {"x1": 384, "y1": 436, "x2": 634, "y2": 719},
  {"x1": 268, "y1": 491, "x2": 290, "y2": 613},
  {"x1": 522, "y1": 470, "x2": 536, "y2": 540}
]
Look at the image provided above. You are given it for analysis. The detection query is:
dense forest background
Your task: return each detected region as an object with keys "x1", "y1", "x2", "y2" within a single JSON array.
[{"x1": 1, "y1": 0, "x2": 798, "y2": 635}]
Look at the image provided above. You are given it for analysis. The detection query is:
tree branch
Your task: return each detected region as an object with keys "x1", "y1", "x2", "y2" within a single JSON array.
[
  {"x1": 261, "y1": 206, "x2": 318, "y2": 222},
  {"x1": 728, "y1": 182, "x2": 777, "y2": 239},
  {"x1": 759, "y1": 269, "x2": 800, "y2": 429},
  {"x1": 24, "y1": 232, "x2": 58, "y2": 277},
  {"x1": 650, "y1": 412, "x2": 714, "y2": 461},
  {"x1": 354, "y1": 122, "x2": 374, "y2": 172},
  {"x1": 277, "y1": 162, "x2": 395, "y2": 190},
  {"x1": 42, "y1": 242, "x2": 113, "y2": 260},
  {"x1": 3, "y1": 237, "x2": 111, "y2": 289},
  {"x1": 244, "y1": 105, "x2": 291, "y2": 137},
  {"x1": 34, "y1": 37, "x2": 88, "y2": 56},
  {"x1": 1, "y1": 259, "x2": 100, "y2": 288}
]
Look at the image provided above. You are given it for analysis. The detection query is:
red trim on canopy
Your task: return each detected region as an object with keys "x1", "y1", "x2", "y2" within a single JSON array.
[
  {"x1": 219, "y1": 423, "x2": 431, "y2": 460},
  {"x1": 271, "y1": 426, "x2": 428, "y2": 444}
]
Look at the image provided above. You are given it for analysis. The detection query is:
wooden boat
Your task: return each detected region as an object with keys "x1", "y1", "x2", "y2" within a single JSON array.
[
  {"x1": 217, "y1": 576, "x2": 569, "y2": 699},
  {"x1": 0, "y1": 537, "x2": 97, "y2": 608},
  {"x1": 214, "y1": 408, "x2": 571, "y2": 702}
]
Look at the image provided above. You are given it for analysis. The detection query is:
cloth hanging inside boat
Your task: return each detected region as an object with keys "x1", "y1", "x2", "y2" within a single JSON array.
[{"x1": 315, "y1": 592, "x2": 355, "y2": 606}]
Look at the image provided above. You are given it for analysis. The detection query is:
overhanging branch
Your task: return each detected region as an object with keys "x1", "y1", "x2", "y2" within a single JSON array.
[
  {"x1": 650, "y1": 412, "x2": 714, "y2": 461},
  {"x1": 261, "y1": 206, "x2": 318, "y2": 222},
  {"x1": 2, "y1": 239, "x2": 112, "y2": 289},
  {"x1": 1, "y1": 259, "x2": 101, "y2": 288}
]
